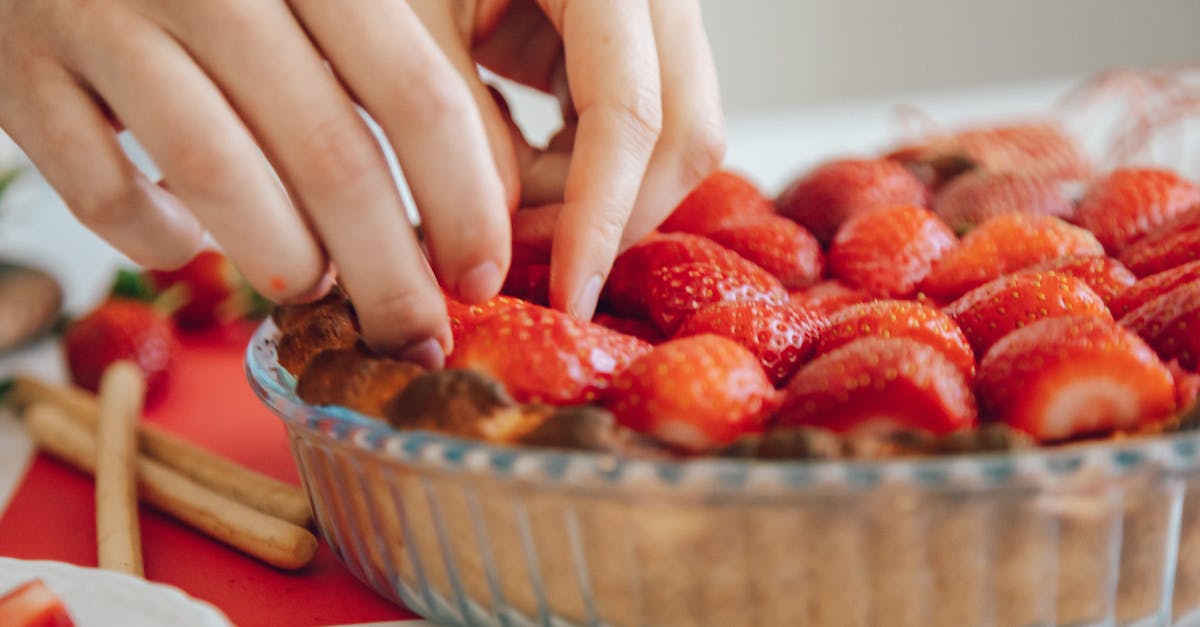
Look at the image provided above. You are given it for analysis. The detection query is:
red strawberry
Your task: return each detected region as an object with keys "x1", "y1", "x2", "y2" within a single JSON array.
[
  {"x1": 946, "y1": 270, "x2": 1111, "y2": 358},
  {"x1": 448, "y1": 306, "x2": 650, "y2": 405},
  {"x1": 1118, "y1": 203, "x2": 1200, "y2": 276},
  {"x1": 775, "y1": 337, "x2": 977, "y2": 436},
  {"x1": 887, "y1": 122, "x2": 1090, "y2": 186},
  {"x1": 1072, "y1": 168, "x2": 1200, "y2": 254},
  {"x1": 776, "y1": 158, "x2": 929, "y2": 244},
  {"x1": 674, "y1": 301, "x2": 825, "y2": 385},
  {"x1": 593, "y1": 314, "x2": 665, "y2": 344},
  {"x1": 1026, "y1": 255, "x2": 1136, "y2": 308},
  {"x1": 659, "y1": 170, "x2": 774, "y2": 234},
  {"x1": 932, "y1": 169, "x2": 1074, "y2": 233},
  {"x1": 645, "y1": 262, "x2": 788, "y2": 334},
  {"x1": 500, "y1": 262, "x2": 550, "y2": 306},
  {"x1": 1119, "y1": 278, "x2": 1200, "y2": 371},
  {"x1": 0, "y1": 580, "x2": 75, "y2": 627},
  {"x1": 601, "y1": 232, "x2": 765, "y2": 318},
  {"x1": 1109, "y1": 260, "x2": 1200, "y2": 319},
  {"x1": 1169, "y1": 360, "x2": 1200, "y2": 412},
  {"x1": 706, "y1": 214, "x2": 823, "y2": 289},
  {"x1": 605, "y1": 334, "x2": 780, "y2": 452},
  {"x1": 445, "y1": 295, "x2": 536, "y2": 344},
  {"x1": 788, "y1": 281, "x2": 875, "y2": 316},
  {"x1": 920, "y1": 213, "x2": 1104, "y2": 301},
  {"x1": 64, "y1": 298, "x2": 178, "y2": 401},
  {"x1": 828, "y1": 204, "x2": 957, "y2": 297},
  {"x1": 813, "y1": 300, "x2": 976, "y2": 377},
  {"x1": 976, "y1": 315, "x2": 1176, "y2": 441},
  {"x1": 146, "y1": 249, "x2": 262, "y2": 329}
]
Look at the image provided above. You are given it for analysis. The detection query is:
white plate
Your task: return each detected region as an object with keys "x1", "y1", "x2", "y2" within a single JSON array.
[{"x1": 0, "y1": 557, "x2": 231, "y2": 627}]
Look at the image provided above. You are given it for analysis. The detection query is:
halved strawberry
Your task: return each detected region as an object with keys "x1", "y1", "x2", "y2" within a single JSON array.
[
  {"x1": 775, "y1": 337, "x2": 977, "y2": 436},
  {"x1": 976, "y1": 315, "x2": 1176, "y2": 441},
  {"x1": 788, "y1": 281, "x2": 875, "y2": 316},
  {"x1": 674, "y1": 300, "x2": 826, "y2": 385},
  {"x1": 644, "y1": 261, "x2": 787, "y2": 334},
  {"x1": 946, "y1": 271, "x2": 1111, "y2": 357},
  {"x1": 63, "y1": 298, "x2": 178, "y2": 402},
  {"x1": 932, "y1": 169, "x2": 1074, "y2": 233},
  {"x1": 919, "y1": 213, "x2": 1104, "y2": 301},
  {"x1": 445, "y1": 294, "x2": 536, "y2": 344},
  {"x1": 776, "y1": 157, "x2": 929, "y2": 244},
  {"x1": 1109, "y1": 260, "x2": 1200, "y2": 319},
  {"x1": 1117, "y1": 203, "x2": 1200, "y2": 276},
  {"x1": 1026, "y1": 255, "x2": 1136, "y2": 308},
  {"x1": 605, "y1": 334, "x2": 780, "y2": 452},
  {"x1": 659, "y1": 170, "x2": 774, "y2": 235},
  {"x1": 827, "y1": 204, "x2": 957, "y2": 297},
  {"x1": 706, "y1": 214, "x2": 824, "y2": 289},
  {"x1": 601, "y1": 232, "x2": 764, "y2": 318},
  {"x1": 1119, "y1": 278, "x2": 1200, "y2": 371},
  {"x1": 887, "y1": 122, "x2": 1090, "y2": 186},
  {"x1": 813, "y1": 300, "x2": 976, "y2": 377},
  {"x1": 448, "y1": 306, "x2": 650, "y2": 405},
  {"x1": 0, "y1": 579, "x2": 75, "y2": 627},
  {"x1": 1072, "y1": 168, "x2": 1200, "y2": 254}
]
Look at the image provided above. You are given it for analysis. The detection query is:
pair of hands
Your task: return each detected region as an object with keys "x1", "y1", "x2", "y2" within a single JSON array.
[{"x1": 0, "y1": 0, "x2": 725, "y2": 367}]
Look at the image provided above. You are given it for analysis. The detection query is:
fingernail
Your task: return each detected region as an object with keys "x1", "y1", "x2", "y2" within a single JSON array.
[
  {"x1": 570, "y1": 274, "x2": 603, "y2": 320},
  {"x1": 287, "y1": 271, "x2": 335, "y2": 304},
  {"x1": 456, "y1": 261, "x2": 501, "y2": 304},
  {"x1": 400, "y1": 337, "x2": 445, "y2": 370}
]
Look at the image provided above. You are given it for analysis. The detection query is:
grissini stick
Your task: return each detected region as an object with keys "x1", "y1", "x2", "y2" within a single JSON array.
[
  {"x1": 8, "y1": 376, "x2": 312, "y2": 527},
  {"x1": 94, "y1": 362, "x2": 145, "y2": 577},
  {"x1": 25, "y1": 402, "x2": 318, "y2": 570}
]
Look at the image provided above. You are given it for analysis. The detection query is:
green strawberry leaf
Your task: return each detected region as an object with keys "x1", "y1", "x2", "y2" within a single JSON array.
[
  {"x1": 109, "y1": 268, "x2": 158, "y2": 302},
  {"x1": 0, "y1": 167, "x2": 23, "y2": 203}
]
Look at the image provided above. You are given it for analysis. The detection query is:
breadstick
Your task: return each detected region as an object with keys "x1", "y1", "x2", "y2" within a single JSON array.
[
  {"x1": 25, "y1": 403, "x2": 319, "y2": 570},
  {"x1": 94, "y1": 363, "x2": 144, "y2": 576},
  {"x1": 7, "y1": 376, "x2": 312, "y2": 527}
]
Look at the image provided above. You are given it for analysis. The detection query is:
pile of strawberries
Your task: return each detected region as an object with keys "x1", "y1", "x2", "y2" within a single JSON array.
[{"x1": 450, "y1": 122, "x2": 1200, "y2": 454}]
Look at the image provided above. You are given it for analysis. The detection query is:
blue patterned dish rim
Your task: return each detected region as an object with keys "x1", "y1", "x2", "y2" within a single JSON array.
[{"x1": 245, "y1": 319, "x2": 1200, "y2": 493}]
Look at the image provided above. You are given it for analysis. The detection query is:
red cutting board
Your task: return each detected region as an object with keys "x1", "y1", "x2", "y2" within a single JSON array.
[{"x1": 0, "y1": 322, "x2": 419, "y2": 627}]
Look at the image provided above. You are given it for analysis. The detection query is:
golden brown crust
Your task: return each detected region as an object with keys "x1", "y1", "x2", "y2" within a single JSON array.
[
  {"x1": 274, "y1": 290, "x2": 359, "y2": 376},
  {"x1": 384, "y1": 369, "x2": 548, "y2": 442},
  {"x1": 296, "y1": 347, "x2": 424, "y2": 419}
]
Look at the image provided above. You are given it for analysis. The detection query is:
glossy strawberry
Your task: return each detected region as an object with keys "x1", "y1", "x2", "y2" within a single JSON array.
[
  {"x1": 920, "y1": 213, "x2": 1104, "y2": 301},
  {"x1": 788, "y1": 281, "x2": 875, "y2": 316},
  {"x1": 946, "y1": 271, "x2": 1111, "y2": 358},
  {"x1": 828, "y1": 204, "x2": 957, "y2": 297},
  {"x1": 64, "y1": 298, "x2": 178, "y2": 401},
  {"x1": 1118, "y1": 204, "x2": 1200, "y2": 276},
  {"x1": 1119, "y1": 278, "x2": 1200, "y2": 371},
  {"x1": 659, "y1": 170, "x2": 774, "y2": 234},
  {"x1": 605, "y1": 334, "x2": 779, "y2": 452},
  {"x1": 888, "y1": 122, "x2": 1090, "y2": 186},
  {"x1": 445, "y1": 295, "x2": 535, "y2": 344},
  {"x1": 674, "y1": 300, "x2": 826, "y2": 385},
  {"x1": 776, "y1": 158, "x2": 929, "y2": 244},
  {"x1": 1109, "y1": 260, "x2": 1200, "y2": 319},
  {"x1": 593, "y1": 314, "x2": 665, "y2": 344},
  {"x1": 775, "y1": 337, "x2": 977, "y2": 436},
  {"x1": 977, "y1": 315, "x2": 1176, "y2": 441},
  {"x1": 1072, "y1": 168, "x2": 1200, "y2": 253},
  {"x1": 146, "y1": 249, "x2": 260, "y2": 329},
  {"x1": 448, "y1": 306, "x2": 650, "y2": 405},
  {"x1": 1169, "y1": 360, "x2": 1200, "y2": 411},
  {"x1": 0, "y1": 580, "x2": 75, "y2": 627},
  {"x1": 706, "y1": 214, "x2": 824, "y2": 289},
  {"x1": 500, "y1": 262, "x2": 550, "y2": 306},
  {"x1": 813, "y1": 300, "x2": 976, "y2": 377},
  {"x1": 932, "y1": 169, "x2": 1074, "y2": 233},
  {"x1": 1026, "y1": 255, "x2": 1136, "y2": 308},
  {"x1": 645, "y1": 262, "x2": 788, "y2": 334}
]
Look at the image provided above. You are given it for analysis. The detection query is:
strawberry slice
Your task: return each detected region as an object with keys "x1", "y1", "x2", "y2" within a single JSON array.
[
  {"x1": 919, "y1": 213, "x2": 1104, "y2": 301},
  {"x1": 448, "y1": 306, "x2": 650, "y2": 405},
  {"x1": 775, "y1": 337, "x2": 977, "y2": 436},
  {"x1": 788, "y1": 281, "x2": 875, "y2": 316},
  {"x1": 1109, "y1": 260, "x2": 1200, "y2": 319},
  {"x1": 674, "y1": 300, "x2": 826, "y2": 385},
  {"x1": 64, "y1": 298, "x2": 178, "y2": 402},
  {"x1": 601, "y1": 232, "x2": 764, "y2": 318},
  {"x1": 813, "y1": 300, "x2": 976, "y2": 377},
  {"x1": 605, "y1": 334, "x2": 780, "y2": 452},
  {"x1": 645, "y1": 261, "x2": 788, "y2": 334},
  {"x1": 1119, "y1": 278, "x2": 1200, "y2": 371},
  {"x1": 1026, "y1": 255, "x2": 1136, "y2": 308},
  {"x1": 1118, "y1": 203, "x2": 1200, "y2": 277},
  {"x1": 946, "y1": 270, "x2": 1111, "y2": 357},
  {"x1": 706, "y1": 214, "x2": 824, "y2": 289},
  {"x1": 827, "y1": 204, "x2": 957, "y2": 297},
  {"x1": 776, "y1": 157, "x2": 929, "y2": 244},
  {"x1": 976, "y1": 315, "x2": 1176, "y2": 441},
  {"x1": 445, "y1": 294, "x2": 536, "y2": 344},
  {"x1": 1072, "y1": 168, "x2": 1200, "y2": 254},
  {"x1": 0, "y1": 579, "x2": 75, "y2": 627},
  {"x1": 659, "y1": 170, "x2": 774, "y2": 235},
  {"x1": 932, "y1": 169, "x2": 1074, "y2": 233}
]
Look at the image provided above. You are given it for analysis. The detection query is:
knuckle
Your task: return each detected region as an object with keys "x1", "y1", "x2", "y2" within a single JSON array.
[
  {"x1": 296, "y1": 117, "x2": 384, "y2": 189},
  {"x1": 69, "y1": 172, "x2": 142, "y2": 227},
  {"x1": 611, "y1": 87, "x2": 664, "y2": 154},
  {"x1": 398, "y1": 65, "x2": 473, "y2": 125}
]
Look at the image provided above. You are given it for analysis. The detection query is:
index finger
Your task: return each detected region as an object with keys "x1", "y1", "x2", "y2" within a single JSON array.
[{"x1": 546, "y1": 0, "x2": 662, "y2": 319}]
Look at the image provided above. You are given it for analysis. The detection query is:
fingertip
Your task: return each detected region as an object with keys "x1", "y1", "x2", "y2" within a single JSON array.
[
  {"x1": 399, "y1": 337, "x2": 446, "y2": 370},
  {"x1": 569, "y1": 273, "x2": 603, "y2": 321},
  {"x1": 455, "y1": 259, "x2": 503, "y2": 304}
]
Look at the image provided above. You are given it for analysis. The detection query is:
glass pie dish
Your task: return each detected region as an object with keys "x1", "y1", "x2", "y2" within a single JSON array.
[{"x1": 246, "y1": 318, "x2": 1200, "y2": 627}]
